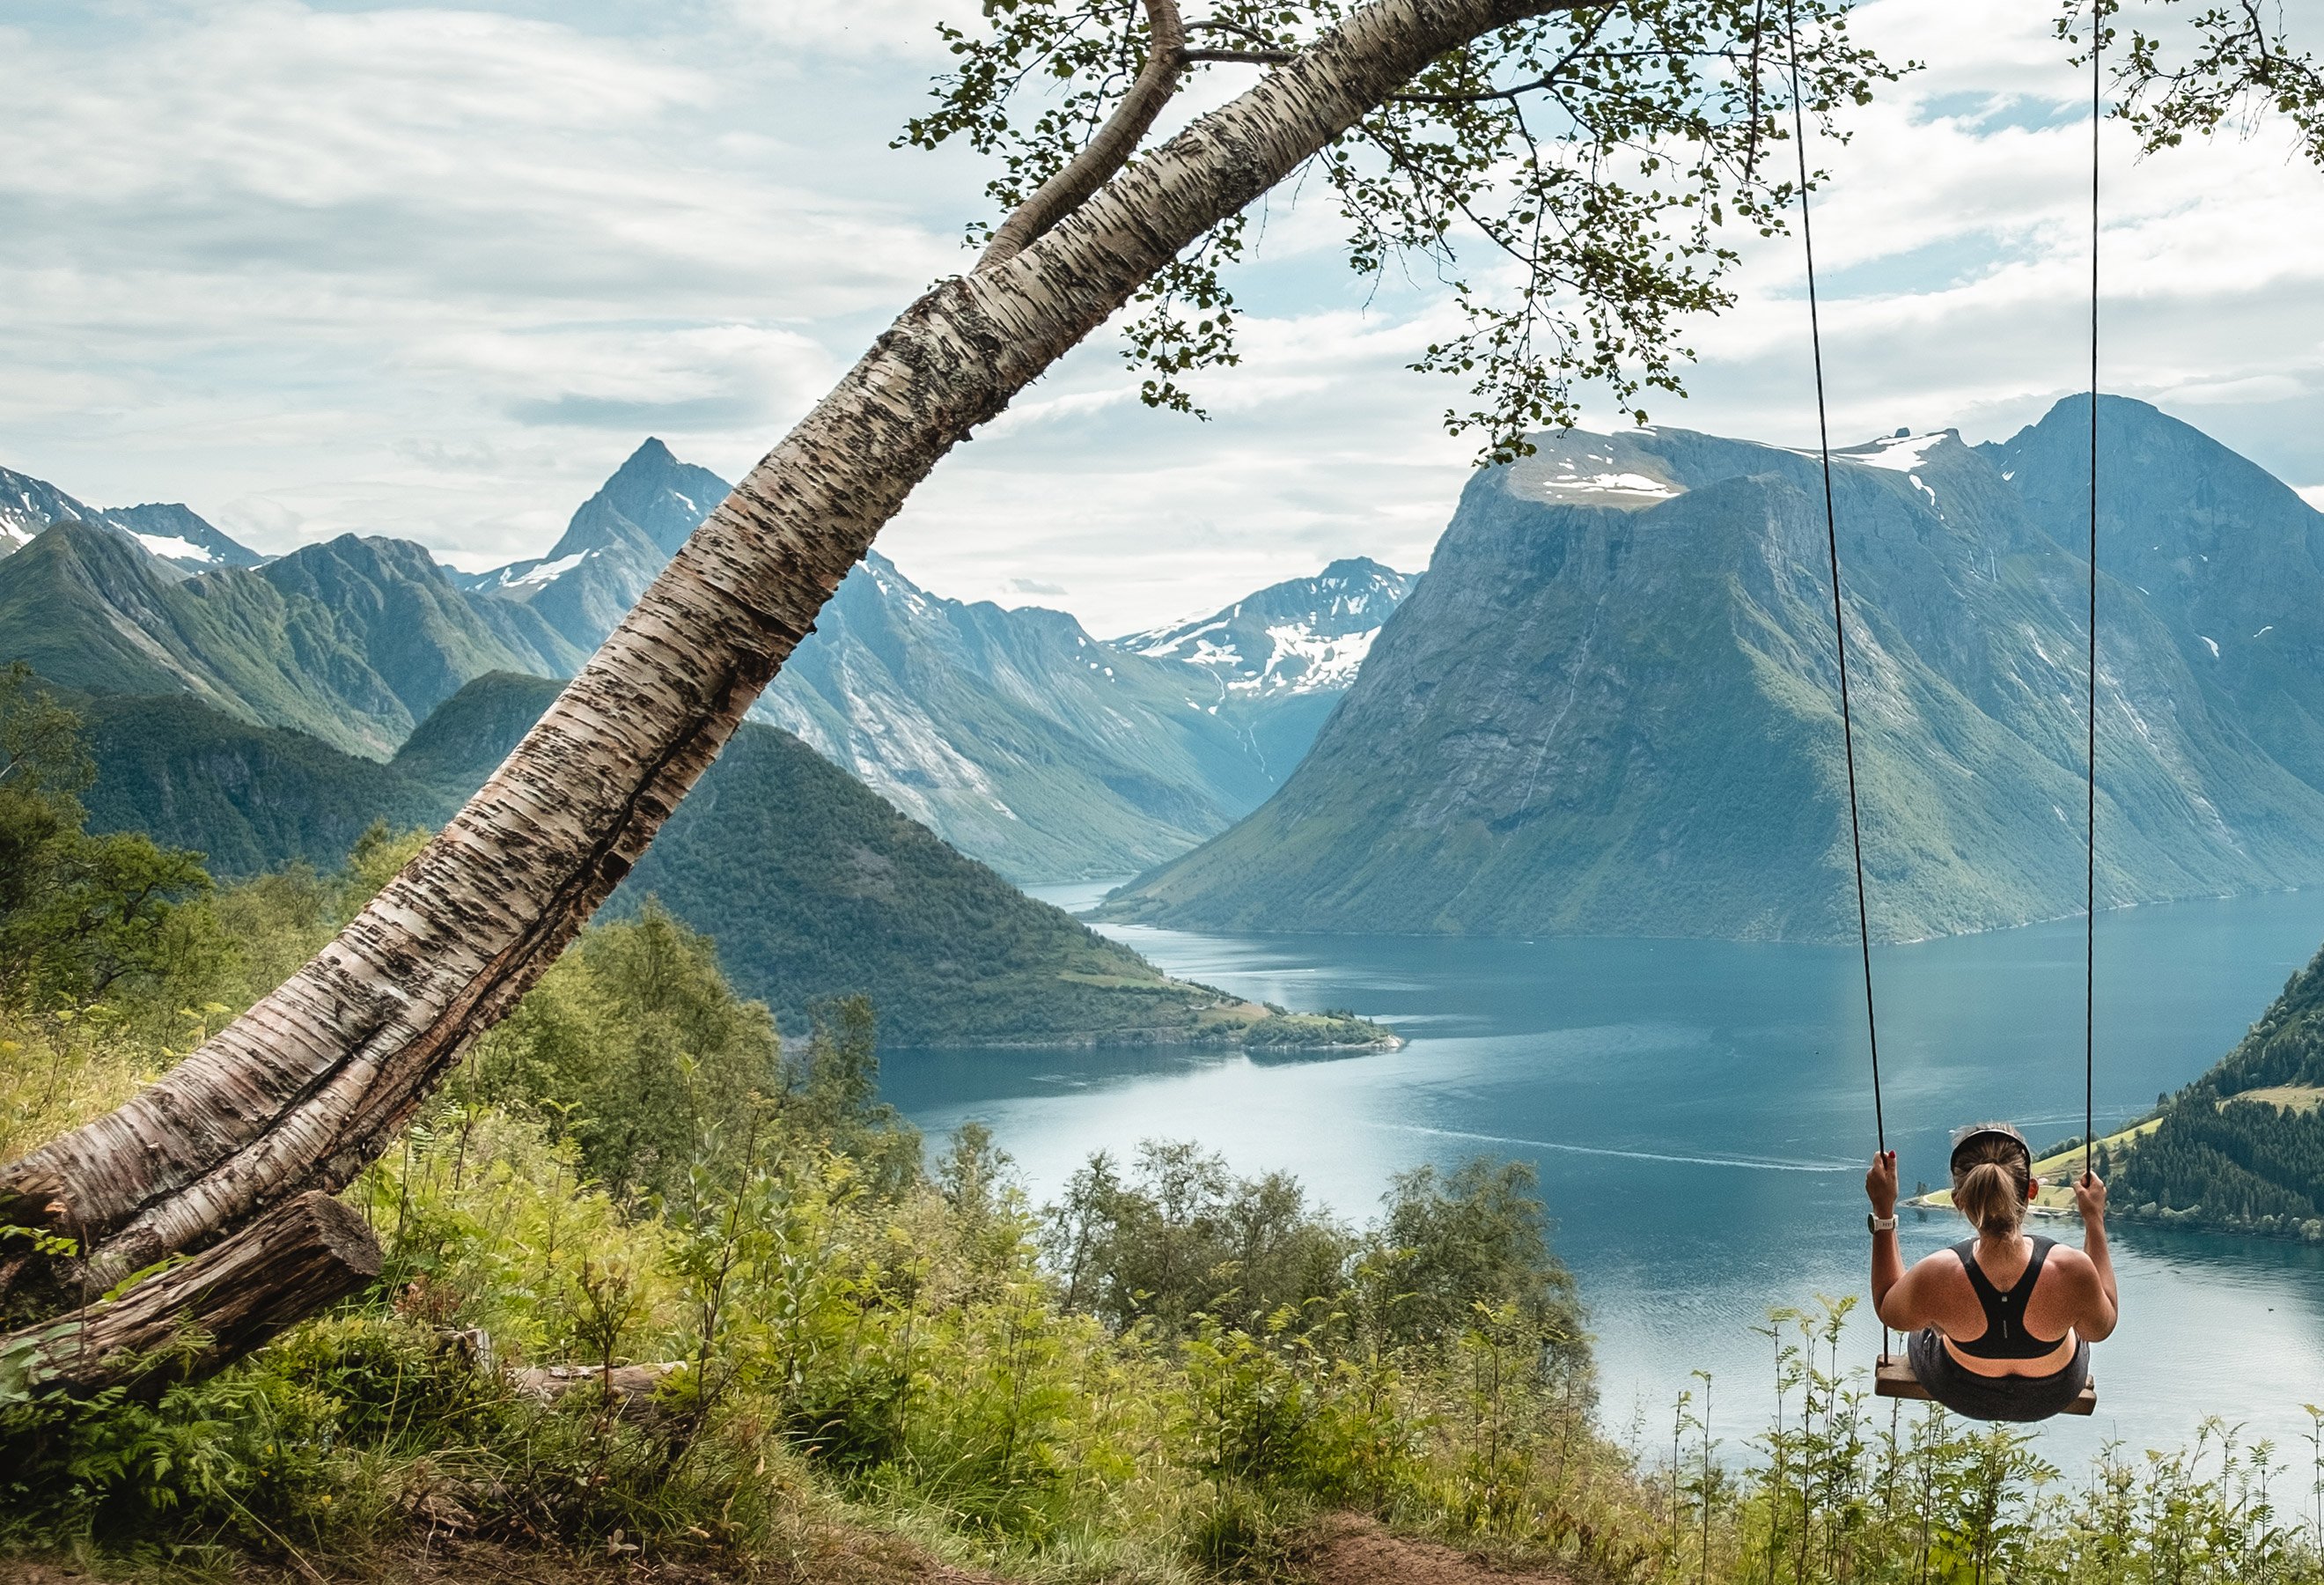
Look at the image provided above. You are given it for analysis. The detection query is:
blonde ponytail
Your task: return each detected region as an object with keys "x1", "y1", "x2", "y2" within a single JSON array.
[{"x1": 1954, "y1": 1159, "x2": 2026, "y2": 1237}]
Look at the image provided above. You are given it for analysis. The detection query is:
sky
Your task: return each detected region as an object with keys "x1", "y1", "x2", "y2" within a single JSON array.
[{"x1": 4, "y1": 0, "x2": 2323, "y2": 637}]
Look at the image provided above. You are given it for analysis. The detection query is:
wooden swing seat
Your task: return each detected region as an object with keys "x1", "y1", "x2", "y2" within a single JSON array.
[{"x1": 1875, "y1": 1335, "x2": 2097, "y2": 1416}]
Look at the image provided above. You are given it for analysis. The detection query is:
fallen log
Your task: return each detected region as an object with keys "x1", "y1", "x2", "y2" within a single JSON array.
[
  {"x1": 512, "y1": 1360, "x2": 680, "y2": 1421},
  {"x1": 0, "y1": 1191, "x2": 380, "y2": 1402}
]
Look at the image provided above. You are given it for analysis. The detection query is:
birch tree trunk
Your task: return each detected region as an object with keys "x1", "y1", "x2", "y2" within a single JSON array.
[{"x1": 0, "y1": 0, "x2": 1557, "y2": 1330}]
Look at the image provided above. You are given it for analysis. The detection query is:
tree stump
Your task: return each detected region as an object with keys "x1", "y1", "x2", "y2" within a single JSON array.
[{"x1": 0, "y1": 1191, "x2": 381, "y2": 1402}]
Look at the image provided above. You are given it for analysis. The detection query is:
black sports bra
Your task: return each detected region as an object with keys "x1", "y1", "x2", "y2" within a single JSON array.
[{"x1": 1948, "y1": 1236, "x2": 2070, "y2": 1360}]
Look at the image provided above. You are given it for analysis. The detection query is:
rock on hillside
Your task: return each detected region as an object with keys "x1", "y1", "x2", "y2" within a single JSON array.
[{"x1": 1107, "y1": 398, "x2": 2324, "y2": 942}]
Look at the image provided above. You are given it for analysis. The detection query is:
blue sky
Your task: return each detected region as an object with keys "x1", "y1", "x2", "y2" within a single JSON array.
[{"x1": 5, "y1": 0, "x2": 2322, "y2": 635}]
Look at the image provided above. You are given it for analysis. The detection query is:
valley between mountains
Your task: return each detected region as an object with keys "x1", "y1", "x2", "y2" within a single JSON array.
[
  {"x1": 0, "y1": 446, "x2": 1406, "y2": 1051},
  {"x1": 13, "y1": 394, "x2": 2324, "y2": 1055}
]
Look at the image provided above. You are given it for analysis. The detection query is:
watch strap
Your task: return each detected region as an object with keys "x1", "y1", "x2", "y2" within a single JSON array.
[{"x1": 1867, "y1": 1213, "x2": 1898, "y2": 1233}]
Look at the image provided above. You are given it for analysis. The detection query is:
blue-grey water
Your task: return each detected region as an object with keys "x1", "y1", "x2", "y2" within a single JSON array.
[{"x1": 886, "y1": 884, "x2": 2324, "y2": 1459}]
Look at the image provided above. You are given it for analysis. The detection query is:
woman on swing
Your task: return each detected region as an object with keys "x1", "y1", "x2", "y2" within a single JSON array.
[{"x1": 1864, "y1": 1122, "x2": 2119, "y2": 1422}]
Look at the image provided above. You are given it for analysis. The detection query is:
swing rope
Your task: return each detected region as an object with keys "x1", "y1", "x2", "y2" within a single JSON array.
[
  {"x1": 2085, "y1": 1, "x2": 2102, "y2": 1187},
  {"x1": 1783, "y1": 0, "x2": 1883, "y2": 1155},
  {"x1": 1784, "y1": 0, "x2": 2104, "y2": 1187}
]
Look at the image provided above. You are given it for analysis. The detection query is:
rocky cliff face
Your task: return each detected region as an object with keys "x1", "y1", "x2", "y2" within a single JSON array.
[{"x1": 1107, "y1": 398, "x2": 2324, "y2": 942}]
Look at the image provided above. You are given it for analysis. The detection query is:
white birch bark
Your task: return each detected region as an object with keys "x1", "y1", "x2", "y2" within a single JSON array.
[{"x1": 0, "y1": 0, "x2": 1562, "y2": 1301}]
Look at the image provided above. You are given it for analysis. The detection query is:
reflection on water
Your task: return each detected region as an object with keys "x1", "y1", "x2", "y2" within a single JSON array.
[{"x1": 887, "y1": 884, "x2": 2324, "y2": 1456}]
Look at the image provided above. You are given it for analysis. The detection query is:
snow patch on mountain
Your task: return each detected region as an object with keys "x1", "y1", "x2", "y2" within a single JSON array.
[
  {"x1": 492, "y1": 549, "x2": 592, "y2": 589},
  {"x1": 134, "y1": 533, "x2": 216, "y2": 564},
  {"x1": 0, "y1": 466, "x2": 261, "y2": 573},
  {"x1": 1119, "y1": 557, "x2": 1415, "y2": 698},
  {"x1": 1844, "y1": 431, "x2": 1954, "y2": 472}
]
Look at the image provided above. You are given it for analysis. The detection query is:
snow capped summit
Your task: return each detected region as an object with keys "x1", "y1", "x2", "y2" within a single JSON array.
[
  {"x1": 1120, "y1": 557, "x2": 1416, "y2": 698},
  {"x1": 458, "y1": 437, "x2": 736, "y2": 648},
  {"x1": 1501, "y1": 430, "x2": 1684, "y2": 508},
  {"x1": 0, "y1": 465, "x2": 262, "y2": 574}
]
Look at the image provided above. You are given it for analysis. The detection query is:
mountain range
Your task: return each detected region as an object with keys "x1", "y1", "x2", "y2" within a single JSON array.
[
  {"x1": 0, "y1": 443, "x2": 1408, "y2": 881},
  {"x1": 438, "y1": 439, "x2": 1411, "y2": 880},
  {"x1": 0, "y1": 464, "x2": 265, "y2": 575},
  {"x1": 1107, "y1": 397, "x2": 2324, "y2": 943},
  {"x1": 58, "y1": 670, "x2": 1382, "y2": 1051},
  {"x1": 0, "y1": 520, "x2": 581, "y2": 758}
]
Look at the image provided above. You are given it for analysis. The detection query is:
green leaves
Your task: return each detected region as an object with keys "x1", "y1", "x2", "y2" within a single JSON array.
[
  {"x1": 905, "y1": 0, "x2": 1900, "y2": 456},
  {"x1": 2101, "y1": 0, "x2": 2324, "y2": 167},
  {"x1": 0, "y1": 669, "x2": 215, "y2": 1014}
]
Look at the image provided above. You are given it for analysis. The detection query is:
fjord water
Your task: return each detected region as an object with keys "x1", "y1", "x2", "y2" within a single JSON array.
[{"x1": 887, "y1": 884, "x2": 2324, "y2": 1456}]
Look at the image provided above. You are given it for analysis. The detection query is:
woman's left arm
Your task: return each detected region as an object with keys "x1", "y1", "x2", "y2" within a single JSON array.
[{"x1": 2074, "y1": 1171, "x2": 2119, "y2": 1341}]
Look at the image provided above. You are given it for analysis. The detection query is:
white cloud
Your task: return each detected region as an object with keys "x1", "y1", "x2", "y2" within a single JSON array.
[
  {"x1": 726, "y1": 0, "x2": 957, "y2": 55},
  {"x1": 2, "y1": 0, "x2": 2320, "y2": 627}
]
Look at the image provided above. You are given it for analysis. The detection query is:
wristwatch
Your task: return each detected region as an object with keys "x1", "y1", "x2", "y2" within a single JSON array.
[{"x1": 1867, "y1": 1213, "x2": 1898, "y2": 1233}]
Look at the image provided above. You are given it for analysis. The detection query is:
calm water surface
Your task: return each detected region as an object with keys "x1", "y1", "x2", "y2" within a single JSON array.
[{"x1": 886, "y1": 885, "x2": 2324, "y2": 1458}]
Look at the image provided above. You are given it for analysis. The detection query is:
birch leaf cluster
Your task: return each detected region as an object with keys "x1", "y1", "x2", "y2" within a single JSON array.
[{"x1": 906, "y1": 0, "x2": 1899, "y2": 454}]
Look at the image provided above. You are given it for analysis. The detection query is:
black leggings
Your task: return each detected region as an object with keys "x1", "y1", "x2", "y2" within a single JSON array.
[{"x1": 1907, "y1": 1327, "x2": 2089, "y2": 1422}]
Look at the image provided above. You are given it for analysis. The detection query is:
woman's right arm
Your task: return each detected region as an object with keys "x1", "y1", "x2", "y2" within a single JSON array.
[
  {"x1": 2074, "y1": 1171, "x2": 2119, "y2": 1340},
  {"x1": 1866, "y1": 1150, "x2": 1929, "y2": 1329}
]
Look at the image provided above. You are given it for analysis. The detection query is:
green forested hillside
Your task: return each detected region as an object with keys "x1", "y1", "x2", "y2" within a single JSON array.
[
  {"x1": 0, "y1": 521, "x2": 580, "y2": 757},
  {"x1": 66, "y1": 671, "x2": 1386, "y2": 1051},
  {"x1": 412, "y1": 675, "x2": 1382, "y2": 1049},
  {"x1": 2112, "y1": 944, "x2": 2324, "y2": 1236},
  {"x1": 75, "y1": 689, "x2": 436, "y2": 875}
]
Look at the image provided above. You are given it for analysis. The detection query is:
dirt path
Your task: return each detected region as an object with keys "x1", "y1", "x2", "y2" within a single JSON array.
[{"x1": 1291, "y1": 1514, "x2": 1577, "y2": 1585}]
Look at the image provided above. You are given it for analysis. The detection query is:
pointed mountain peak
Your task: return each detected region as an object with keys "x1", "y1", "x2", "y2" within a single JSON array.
[
  {"x1": 583, "y1": 438, "x2": 732, "y2": 558},
  {"x1": 615, "y1": 436, "x2": 679, "y2": 475},
  {"x1": 1316, "y1": 556, "x2": 1402, "y2": 583}
]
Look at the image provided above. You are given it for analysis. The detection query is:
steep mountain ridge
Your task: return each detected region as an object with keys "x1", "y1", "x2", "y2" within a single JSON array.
[
  {"x1": 0, "y1": 463, "x2": 262, "y2": 573},
  {"x1": 754, "y1": 552, "x2": 1286, "y2": 880},
  {"x1": 0, "y1": 520, "x2": 580, "y2": 757},
  {"x1": 1108, "y1": 398, "x2": 2324, "y2": 941}
]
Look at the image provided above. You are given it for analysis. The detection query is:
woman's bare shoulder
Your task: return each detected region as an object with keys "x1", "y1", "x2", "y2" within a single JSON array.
[{"x1": 2041, "y1": 1242, "x2": 2100, "y2": 1278}]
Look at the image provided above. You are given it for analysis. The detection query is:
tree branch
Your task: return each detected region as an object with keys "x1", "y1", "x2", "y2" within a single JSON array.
[
  {"x1": 0, "y1": 1192, "x2": 379, "y2": 1403},
  {"x1": 978, "y1": 0, "x2": 1192, "y2": 269},
  {"x1": 1392, "y1": 72, "x2": 1559, "y2": 103},
  {"x1": 1186, "y1": 47, "x2": 1298, "y2": 63}
]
